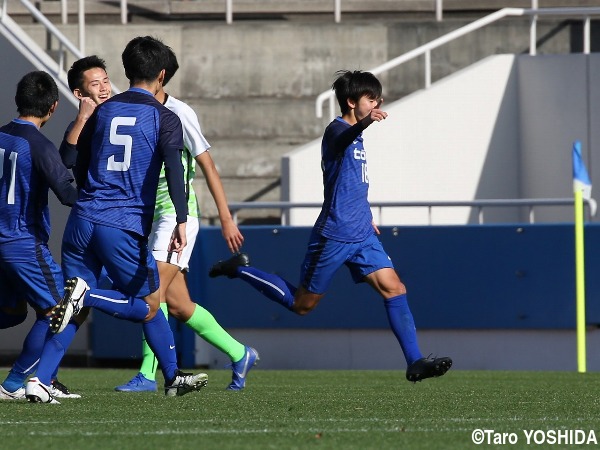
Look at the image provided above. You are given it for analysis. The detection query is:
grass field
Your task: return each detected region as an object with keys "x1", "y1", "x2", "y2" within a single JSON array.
[{"x1": 2, "y1": 368, "x2": 600, "y2": 449}]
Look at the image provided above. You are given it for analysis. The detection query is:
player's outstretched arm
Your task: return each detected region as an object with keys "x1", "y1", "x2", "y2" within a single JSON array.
[
  {"x1": 360, "y1": 98, "x2": 388, "y2": 128},
  {"x1": 196, "y1": 151, "x2": 244, "y2": 253}
]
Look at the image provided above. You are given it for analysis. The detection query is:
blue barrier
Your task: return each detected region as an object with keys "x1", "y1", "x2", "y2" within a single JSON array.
[{"x1": 91, "y1": 224, "x2": 600, "y2": 363}]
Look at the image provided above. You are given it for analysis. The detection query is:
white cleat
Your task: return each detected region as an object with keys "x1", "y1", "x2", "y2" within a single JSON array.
[
  {"x1": 0, "y1": 385, "x2": 26, "y2": 400},
  {"x1": 164, "y1": 371, "x2": 208, "y2": 397},
  {"x1": 25, "y1": 377, "x2": 60, "y2": 404},
  {"x1": 50, "y1": 277, "x2": 89, "y2": 334}
]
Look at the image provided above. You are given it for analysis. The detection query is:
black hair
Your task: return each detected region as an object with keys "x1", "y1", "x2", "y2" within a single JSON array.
[
  {"x1": 67, "y1": 55, "x2": 107, "y2": 91},
  {"x1": 332, "y1": 70, "x2": 382, "y2": 115},
  {"x1": 122, "y1": 36, "x2": 169, "y2": 84},
  {"x1": 163, "y1": 45, "x2": 179, "y2": 87},
  {"x1": 15, "y1": 71, "x2": 59, "y2": 117}
]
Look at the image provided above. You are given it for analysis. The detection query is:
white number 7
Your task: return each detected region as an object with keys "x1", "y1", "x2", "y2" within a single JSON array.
[
  {"x1": 107, "y1": 117, "x2": 136, "y2": 172},
  {"x1": 0, "y1": 147, "x2": 18, "y2": 205}
]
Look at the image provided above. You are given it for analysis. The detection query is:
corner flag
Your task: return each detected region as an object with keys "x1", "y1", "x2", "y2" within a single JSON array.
[
  {"x1": 573, "y1": 140, "x2": 592, "y2": 200},
  {"x1": 572, "y1": 140, "x2": 590, "y2": 373}
]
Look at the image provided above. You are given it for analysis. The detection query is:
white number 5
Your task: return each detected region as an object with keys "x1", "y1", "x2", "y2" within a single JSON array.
[
  {"x1": 107, "y1": 117, "x2": 136, "y2": 171},
  {"x1": 0, "y1": 147, "x2": 17, "y2": 204}
]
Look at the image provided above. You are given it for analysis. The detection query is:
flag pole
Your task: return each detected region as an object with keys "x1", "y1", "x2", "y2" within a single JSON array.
[
  {"x1": 572, "y1": 140, "x2": 590, "y2": 373},
  {"x1": 574, "y1": 187, "x2": 586, "y2": 373}
]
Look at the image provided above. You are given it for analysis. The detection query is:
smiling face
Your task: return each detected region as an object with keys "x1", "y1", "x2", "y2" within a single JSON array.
[
  {"x1": 74, "y1": 67, "x2": 111, "y2": 105},
  {"x1": 345, "y1": 95, "x2": 381, "y2": 124}
]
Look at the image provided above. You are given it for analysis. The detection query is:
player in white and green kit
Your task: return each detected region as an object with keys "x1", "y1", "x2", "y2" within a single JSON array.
[{"x1": 115, "y1": 46, "x2": 258, "y2": 392}]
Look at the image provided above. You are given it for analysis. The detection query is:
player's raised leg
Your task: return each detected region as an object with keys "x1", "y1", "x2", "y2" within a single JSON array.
[{"x1": 210, "y1": 252, "x2": 297, "y2": 311}]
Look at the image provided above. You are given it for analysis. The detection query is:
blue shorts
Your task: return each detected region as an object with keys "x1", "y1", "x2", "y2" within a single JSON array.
[
  {"x1": 299, "y1": 231, "x2": 394, "y2": 294},
  {"x1": 62, "y1": 214, "x2": 159, "y2": 298},
  {"x1": 0, "y1": 239, "x2": 63, "y2": 311}
]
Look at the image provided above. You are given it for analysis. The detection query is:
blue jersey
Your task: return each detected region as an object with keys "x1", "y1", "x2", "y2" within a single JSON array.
[
  {"x1": 0, "y1": 119, "x2": 77, "y2": 245},
  {"x1": 313, "y1": 117, "x2": 373, "y2": 242},
  {"x1": 58, "y1": 120, "x2": 77, "y2": 169},
  {"x1": 73, "y1": 88, "x2": 187, "y2": 238}
]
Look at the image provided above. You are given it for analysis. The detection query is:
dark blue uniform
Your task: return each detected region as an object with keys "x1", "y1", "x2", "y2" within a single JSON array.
[
  {"x1": 300, "y1": 117, "x2": 393, "y2": 293},
  {"x1": 0, "y1": 119, "x2": 77, "y2": 311},
  {"x1": 61, "y1": 88, "x2": 187, "y2": 297}
]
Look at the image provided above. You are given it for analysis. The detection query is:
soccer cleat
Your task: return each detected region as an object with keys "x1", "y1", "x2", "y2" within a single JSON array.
[
  {"x1": 115, "y1": 373, "x2": 158, "y2": 393},
  {"x1": 406, "y1": 356, "x2": 452, "y2": 383},
  {"x1": 226, "y1": 346, "x2": 259, "y2": 391},
  {"x1": 50, "y1": 379, "x2": 82, "y2": 399},
  {"x1": 209, "y1": 252, "x2": 250, "y2": 278},
  {"x1": 164, "y1": 370, "x2": 208, "y2": 397},
  {"x1": 0, "y1": 384, "x2": 26, "y2": 400},
  {"x1": 25, "y1": 377, "x2": 60, "y2": 404},
  {"x1": 50, "y1": 277, "x2": 90, "y2": 334}
]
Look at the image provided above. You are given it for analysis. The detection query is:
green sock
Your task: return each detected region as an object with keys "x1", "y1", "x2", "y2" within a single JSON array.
[
  {"x1": 139, "y1": 302, "x2": 168, "y2": 381},
  {"x1": 186, "y1": 304, "x2": 246, "y2": 362}
]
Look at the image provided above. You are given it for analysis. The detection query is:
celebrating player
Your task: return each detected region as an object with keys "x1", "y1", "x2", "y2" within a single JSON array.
[
  {"x1": 0, "y1": 71, "x2": 78, "y2": 403},
  {"x1": 29, "y1": 36, "x2": 208, "y2": 402},
  {"x1": 115, "y1": 45, "x2": 258, "y2": 393},
  {"x1": 210, "y1": 70, "x2": 452, "y2": 383}
]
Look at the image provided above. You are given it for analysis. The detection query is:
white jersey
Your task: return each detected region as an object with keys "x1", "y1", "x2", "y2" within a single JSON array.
[{"x1": 154, "y1": 95, "x2": 210, "y2": 220}]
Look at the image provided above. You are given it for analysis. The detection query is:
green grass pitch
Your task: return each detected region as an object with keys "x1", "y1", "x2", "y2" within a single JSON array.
[{"x1": 2, "y1": 369, "x2": 600, "y2": 449}]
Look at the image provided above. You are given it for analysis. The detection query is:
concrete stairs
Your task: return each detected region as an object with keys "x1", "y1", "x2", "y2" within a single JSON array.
[
  {"x1": 9, "y1": 1, "x2": 600, "y2": 23},
  {"x1": 9, "y1": 2, "x2": 598, "y2": 224}
]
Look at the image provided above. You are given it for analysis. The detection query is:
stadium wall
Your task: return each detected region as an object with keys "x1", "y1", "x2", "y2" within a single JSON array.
[
  {"x1": 1, "y1": 18, "x2": 599, "y2": 372},
  {"x1": 283, "y1": 53, "x2": 600, "y2": 225},
  {"x1": 89, "y1": 225, "x2": 600, "y2": 372}
]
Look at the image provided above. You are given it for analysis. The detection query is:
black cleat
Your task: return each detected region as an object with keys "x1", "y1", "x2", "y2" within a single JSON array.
[
  {"x1": 164, "y1": 370, "x2": 208, "y2": 397},
  {"x1": 406, "y1": 356, "x2": 452, "y2": 383},
  {"x1": 209, "y1": 253, "x2": 250, "y2": 278},
  {"x1": 51, "y1": 379, "x2": 81, "y2": 399}
]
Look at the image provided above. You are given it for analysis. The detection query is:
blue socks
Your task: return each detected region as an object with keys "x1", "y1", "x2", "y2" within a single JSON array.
[
  {"x1": 80, "y1": 288, "x2": 177, "y2": 382},
  {"x1": 1, "y1": 315, "x2": 50, "y2": 391},
  {"x1": 30, "y1": 321, "x2": 79, "y2": 386},
  {"x1": 384, "y1": 294, "x2": 423, "y2": 365},
  {"x1": 83, "y1": 288, "x2": 149, "y2": 321},
  {"x1": 142, "y1": 309, "x2": 178, "y2": 382},
  {"x1": 235, "y1": 268, "x2": 422, "y2": 367},
  {"x1": 236, "y1": 266, "x2": 297, "y2": 311}
]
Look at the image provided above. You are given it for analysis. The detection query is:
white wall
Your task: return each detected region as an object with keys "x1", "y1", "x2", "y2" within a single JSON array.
[
  {"x1": 518, "y1": 54, "x2": 592, "y2": 222},
  {"x1": 283, "y1": 53, "x2": 600, "y2": 226}
]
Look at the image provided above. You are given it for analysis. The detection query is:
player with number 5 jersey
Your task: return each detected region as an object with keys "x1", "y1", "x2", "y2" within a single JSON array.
[{"x1": 45, "y1": 36, "x2": 208, "y2": 399}]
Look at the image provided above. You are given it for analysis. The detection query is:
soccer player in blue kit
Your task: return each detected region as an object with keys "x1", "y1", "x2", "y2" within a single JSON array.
[
  {"x1": 115, "y1": 46, "x2": 257, "y2": 393},
  {"x1": 0, "y1": 71, "x2": 79, "y2": 402},
  {"x1": 27, "y1": 36, "x2": 208, "y2": 401},
  {"x1": 210, "y1": 70, "x2": 452, "y2": 382}
]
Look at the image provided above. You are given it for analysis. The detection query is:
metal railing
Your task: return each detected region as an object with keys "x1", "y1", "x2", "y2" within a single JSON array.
[
  {"x1": 316, "y1": 6, "x2": 600, "y2": 121},
  {"x1": 0, "y1": 0, "x2": 121, "y2": 103},
  {"x1": 0, "y1": 0, "x2": 85, "y2": 107},
  {"x1": 114, "y1": 1, "x2": 445, "y2": 25},
  {"x1": 228, "y1": 198, "x2": 597, "y2": 226}
]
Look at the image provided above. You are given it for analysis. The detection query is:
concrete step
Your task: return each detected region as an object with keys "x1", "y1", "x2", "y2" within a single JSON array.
[
  {"x1": 195, "y1": 176, "x2": 283, "y2": 225},
  {"x1": 206, "y1": 137, "x2": 306, "y2": 178},
  {"x1": 185, "y1": 96, "x2": 327, "y2": 140},
  {"x1": 17, "y1": 1, "x2": 600, "y2": 20},
  {"x1": 193, "y1": 137, "x2": 303, "y2": 223}
]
